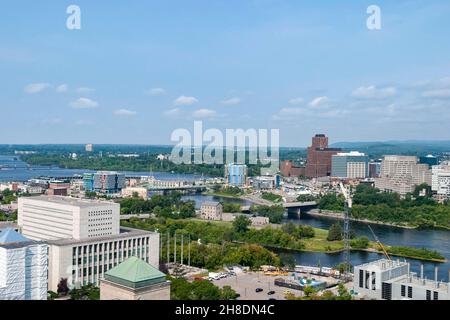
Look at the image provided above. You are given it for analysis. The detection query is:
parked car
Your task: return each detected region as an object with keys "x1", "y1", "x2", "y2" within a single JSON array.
[
  {"x1": 267, "y1": 291, "x2": 276, "y2": 295},
  {"x1": 255, "y1": 288, "x2": 263, "y2": 293}
]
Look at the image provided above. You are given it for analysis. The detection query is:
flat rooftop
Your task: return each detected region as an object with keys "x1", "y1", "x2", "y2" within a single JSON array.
[
  {"x1": 387, "y1": 274, "x2": 450, "y2": 293},
  {"x1": 46, "y1": 227, "x2": 157, "y2": 246},
  {"x1": 20, "y1": 195, "x2": 118, "y2": 208},
  {"x1": 356, "y1": 259, "x2": 408, "y2": 272}
]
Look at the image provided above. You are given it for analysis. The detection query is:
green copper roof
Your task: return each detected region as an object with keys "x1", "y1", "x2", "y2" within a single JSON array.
[{"x1": 105, "y1": 257, "x2": 166, "y2": 289}]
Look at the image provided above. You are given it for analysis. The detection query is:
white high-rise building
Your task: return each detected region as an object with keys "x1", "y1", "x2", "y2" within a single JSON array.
[
  {"x1": 375, "y1": 156, "x2": 432, "y2": 195},
  {"x1": 18, "y1": 196, "x2": 159, "y2": 292},
  {"x1": 432, "y1": 163, "x2": 450, "y2": 197},
  {"x1": 0, "y1": 228, "x2": 48, "y2": 300},
  {"x1": 18, "y1": 196, "x2": 120, "y2": 241}
]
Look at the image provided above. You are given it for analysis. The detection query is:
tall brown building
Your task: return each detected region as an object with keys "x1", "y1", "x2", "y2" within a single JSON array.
[{"x1": 305, "y1": 134, "x2": 341, "y2": 178}]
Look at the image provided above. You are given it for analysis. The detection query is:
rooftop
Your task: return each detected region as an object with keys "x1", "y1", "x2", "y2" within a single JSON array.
[
  {"x1": 0, "y1": 228, "x2": 29, "y2": 244},
  {"x1": 105, "y1": 256, "x2": 167, "y2": 289},
  {"x1": 201, "y1": 201, "x2": 222, "y2": 207},
  {"x1": 20, "y1": 195, "x2": 118, "y2": 208},
  {"x1": 47, "y1": 227, "x2": 157, "y2": 246}
]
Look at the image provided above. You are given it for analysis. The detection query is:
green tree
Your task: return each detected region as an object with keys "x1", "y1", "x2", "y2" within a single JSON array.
[
  {"x1": 233, "y1": 215, "x2": 251, "y2": 233},
  {"x1": 327, "y1": 223, "x2": 343, "y2": 241}
]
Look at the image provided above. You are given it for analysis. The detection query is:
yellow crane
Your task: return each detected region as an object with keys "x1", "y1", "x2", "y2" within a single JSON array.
[{"x1": 367, "y1": 225, "x2": 391, "y2": 261}]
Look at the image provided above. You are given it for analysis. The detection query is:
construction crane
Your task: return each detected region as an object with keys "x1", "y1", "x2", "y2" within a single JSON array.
[
  {"x1": 367, "y1": 225, "x2": 391, "y2": 261},
  {"x1": 339, "y1": 182, "x2": 352, "y2": 279}
]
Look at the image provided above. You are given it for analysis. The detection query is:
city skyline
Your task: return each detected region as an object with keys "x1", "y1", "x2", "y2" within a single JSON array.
[{"x1": 1, "y1": 1, "x2": 450, "y2": 146}]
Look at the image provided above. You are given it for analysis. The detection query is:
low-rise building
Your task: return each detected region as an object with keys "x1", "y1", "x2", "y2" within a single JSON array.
[
  {"x1": 100, "y1": 256, "x2": 170, "y2": 300},
  {"x1": 200, "y1": 201, "x2": 223, "y2": 221},
  {"x1": 121, "y1": 187, "x2": 148, "y2": 200},
  {"x1": 353, "y1": 259, "x2": 450, "y2": 300}
]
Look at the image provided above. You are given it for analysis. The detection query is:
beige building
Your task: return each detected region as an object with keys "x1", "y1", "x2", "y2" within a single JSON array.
[
  {"x1": 100, "y1": 256, "x2": 170, "y2": 300},
  {"x1": 200, "y1": 201, "x2": 223, "y2": 221},
  {"x1": 121, "y1": 187, "x2": 148, "y2": 200},
  {"x1": 375, "y1": 156, "x2": 432, "y2": 195},
  {"x1": 17, "y1": 196, "x2": 159, "y2": 292},
  {"x1": 18, "y1": 196, "x2": 120, "y2": 241}
]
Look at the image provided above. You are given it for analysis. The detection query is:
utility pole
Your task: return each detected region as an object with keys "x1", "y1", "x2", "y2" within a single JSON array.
[
  {"x1": 166, "y1": 231, "x2": 170, "y2": 264},
  {"x1": 188, "y1": 234, "x2": 191, "y2": 267},
  {"x1": 174, "y1": 233, "x2": 177, "y2": 264},
  {"x1": 181, "y1": 234, "x2": 184, "y2": 265}
]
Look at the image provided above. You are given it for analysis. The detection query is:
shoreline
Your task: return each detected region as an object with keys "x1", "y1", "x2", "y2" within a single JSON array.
[{"x1": 307, "y1": 210, "x2": 417, "y2": 229}]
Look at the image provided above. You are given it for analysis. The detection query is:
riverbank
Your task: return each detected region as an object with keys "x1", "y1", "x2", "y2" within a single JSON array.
[{"x1": 307, "y1": 209, "x2": 417, "y2": 229}]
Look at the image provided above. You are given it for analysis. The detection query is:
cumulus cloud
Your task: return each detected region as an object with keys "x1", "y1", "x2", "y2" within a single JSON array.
[
  {"x1": 113, "y1": 109, "x2": 137, "y2": 116},
  {"x1": 192, "y1": 109, "x2": 216, "y2": 119},
  {"x1": 146, "y1": 88, "x2": 167, "y2": 96},
  {"x1": 56, "y1": 84, "x2": 68, "y2": 93},
  {"x1": 24, "y1": 83, "x2": 51, "y2": 94},
  {"x1": 174, "y1": 95, "x2": 199, "y2": 106},
  {"x1": 288, "y1": 97, "x2": 304, "y2": 105},
  {"x1": 220, "y1": 97, "x2": 241, "y2": 105},
  {"x1": 351, "y1": 85, "x2": 397, "y2": 99},
  {"x1": 309, "y1": 96, "x2": 329, "y2": 107},
  {"x1": 69, "y1": 98, "x2": 99, "y2": 109}
]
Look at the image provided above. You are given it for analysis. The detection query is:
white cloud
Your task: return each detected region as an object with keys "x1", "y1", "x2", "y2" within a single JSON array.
[
  {"x1": 24, "y1": 83, "x2": 51, "y2": 94},
  {"x1": 174, "y1": 95, "x2": 199, "y2": 106},
  {"x1": 279, "y1": 107, "x2": 306, "y2": 116},
  {"x1": 422, "y1": 89, "x2": 450, "y2": 98},
  {"x1": 56, "y1": 84, "x2": 68, "y2": 93},
  {"x1": 309, "y1": 96, "x2": 329, "y2": 107},
  {"x1": 221, "y1": 97, "x2": 241, "y2": 105},
  {"x1": 192, "y1": 109, "x2": 216, "y2": 119},
  {"x1": 69, "y1": 98, "x2": 99, "y2": 109},
  {"x1": 351, "y1": 85, "x2": 397, "y2": 99},
  {"x1": 288, "y1": 97, "x2": 304, "y2": 105},
  {"x1": 113, "y1": 108, "x2": 137, "y2": 116},
  {"x1": 76, "y1": 87, "x2": 95, "y2": 94},
  {"x1": 146, "y1": 88, "x2": 167, "y2": 96},
  {"x1": 164, "y1": 108, "x2": 181, "y2": 117}
]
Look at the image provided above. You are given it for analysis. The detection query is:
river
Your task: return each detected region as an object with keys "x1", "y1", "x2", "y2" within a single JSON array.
[
  {"x1": 0, "y1": 155, "x2": 205, "y2": 182},
  {"x1": 182, "y1": 194, "x2": 450, "y2": 281}
]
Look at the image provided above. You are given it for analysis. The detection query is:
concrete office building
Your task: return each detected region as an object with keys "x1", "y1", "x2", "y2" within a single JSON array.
[
  {"x1": 225, "y1": 164, "x2": 248, "y2": 186},
  {"x1": 93, "y1": 171, "x2": 126, "y2": 194},
  {"x1": 331, "y1": 152, "x2": 369, "y2": 179},
  {"x1": 100, "y1": 256, "x2": 170, "y2": 300},
  {"x1": 18, "y1": 195, "x2": 120, "y2": 241},
  {"x1": 375, "y1": 156, "x2": 432, "y2": 196},
  {"x1": 0, "y1": 228, "x2": 48, "y2": 300},
  {"x1": 354, "y1": 259, "x2": 450, "y2": 300},
  {"x1": 18, "y1": 196, "x2": 159, "y2": 291},
  {"x1": 432, "y1": 163, "x2": 450, "y2": 198},
  {"x1": 305, "y1": 134, "x2": 342, "y2": 178}
]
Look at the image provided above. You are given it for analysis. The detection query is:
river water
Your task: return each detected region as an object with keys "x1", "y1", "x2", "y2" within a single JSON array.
[
  {"x1": 0, "y1": 155, "x2": 205, "y2": 182},
  {"x1": 183, "y1": 194, "x2": 450, "y2": 281},
  {"x1": 2, "y1": 155, "x2": 449, "y2": 281}
]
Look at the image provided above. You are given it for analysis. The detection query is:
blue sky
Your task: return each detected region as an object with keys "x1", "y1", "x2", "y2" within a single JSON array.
[{"x1": 1, "y1": 0, "x2": 450, "y2": 146}]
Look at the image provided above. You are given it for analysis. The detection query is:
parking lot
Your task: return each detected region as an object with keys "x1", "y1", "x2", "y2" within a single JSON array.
[{"x1": 212, "y1": 272, "x2": 304, "y2": 300}]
